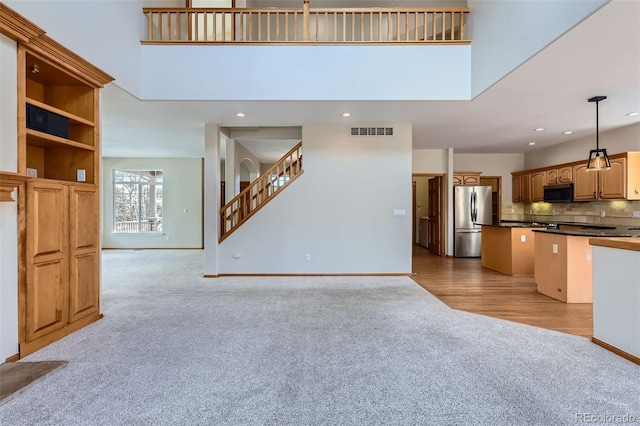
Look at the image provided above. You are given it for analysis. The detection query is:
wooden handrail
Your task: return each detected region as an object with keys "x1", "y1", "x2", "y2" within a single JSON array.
[
  {"x1": 142, "y1": 7, "x2": 470, "y2": 44},
  {"x1": 219, "y1": 141, "x2": 303, "y2": 242}
]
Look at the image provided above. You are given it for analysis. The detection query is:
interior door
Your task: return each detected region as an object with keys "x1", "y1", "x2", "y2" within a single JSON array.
[{"x1": 428, "y1": 176, "x2": 443, "y2": 256}]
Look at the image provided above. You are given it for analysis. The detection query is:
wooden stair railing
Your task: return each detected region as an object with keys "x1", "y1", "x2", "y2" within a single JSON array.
[{"x1": 219, "y1": 141, "x2": 303, "y2": 242}]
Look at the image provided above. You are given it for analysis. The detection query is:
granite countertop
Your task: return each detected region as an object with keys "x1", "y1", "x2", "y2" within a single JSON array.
[
  {"x1": 532, "y1": 227, "x2": 640, "y2": 238},
  {"x1": 481, "y1": 223, "x2": 547, "y2": 228}
]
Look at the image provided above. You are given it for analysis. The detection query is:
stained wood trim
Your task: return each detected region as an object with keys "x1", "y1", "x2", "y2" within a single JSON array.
[
  {"x1": 5, "y1": 353, "x2": 20, "y2": 363},
  {"x1": 0, "y1": 3, "x2": 45, "y2": 43},
  {"x1": 0, "y1": 172, "x2": 33, "y2": 202},
  {"x1": 589, "y1": 237, "x2": 640, "y2": 252},
  {"x1": 592, "y1": 337, "x2": 640, "y2": 365}
]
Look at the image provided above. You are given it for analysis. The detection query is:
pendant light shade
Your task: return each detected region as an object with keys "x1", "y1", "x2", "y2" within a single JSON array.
[{"x1": 586, "y1": 96, "x2": 610, "y2": 171}]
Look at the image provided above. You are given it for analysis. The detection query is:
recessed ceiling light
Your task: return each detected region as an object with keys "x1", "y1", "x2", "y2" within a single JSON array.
[
  {"x1": 627, "y1": 112, "x2": 640, "y2": 117},
  {"x1": 236, "y1": 112, "x2": 245, "y2": 117},
  {"x1": 534, "y1": 128, "x2": 545, "y2": 132},
  {"x1": 527, "y1": 142, "x2": 536, "y2": 146},
  {"x1": 342, "y1": 112, "x2": 351, "y2": 117},
  {"x1": 562, "y1": 131, "x2": 573, "y2": 135}
]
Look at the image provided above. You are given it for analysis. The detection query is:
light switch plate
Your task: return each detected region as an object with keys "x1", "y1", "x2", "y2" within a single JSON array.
[
  {"x1": 520, "y1": 235, "x2": 526, "y2": 243},
  {"x1": 77, "y1": 169, "x2": 86, "y2": 182},
  {"x1": 393, "y1": 209, "x2": 406, "y2": 217}
]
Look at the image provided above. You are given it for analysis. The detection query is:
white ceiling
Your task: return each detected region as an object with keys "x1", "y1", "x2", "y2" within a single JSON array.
[{"x1": 101, "y1": 0, "x2": 640, "y2": 162}]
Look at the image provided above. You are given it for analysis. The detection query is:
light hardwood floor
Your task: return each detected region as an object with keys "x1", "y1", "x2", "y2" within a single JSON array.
[{"x1": 411, "y1": 245, "x2": 593, "y2": 337}]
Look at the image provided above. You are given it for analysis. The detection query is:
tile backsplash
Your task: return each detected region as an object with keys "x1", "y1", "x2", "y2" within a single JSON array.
[{"x1": 501, "y1": 200, "x2": 640, "y2": 226}]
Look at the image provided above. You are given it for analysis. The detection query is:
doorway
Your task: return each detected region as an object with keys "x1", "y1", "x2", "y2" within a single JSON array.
[{"x1": 412, "y1": 174, "x2": 445, "y2": 257}]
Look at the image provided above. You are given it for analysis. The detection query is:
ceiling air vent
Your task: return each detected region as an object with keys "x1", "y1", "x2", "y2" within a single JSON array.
[{"x1": 350, "y1": 127, "x2": 393, "y2": 136}]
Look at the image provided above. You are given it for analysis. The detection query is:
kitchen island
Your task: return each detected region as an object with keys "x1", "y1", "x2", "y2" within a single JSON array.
[
  {"x1": 589, "y1": 237, "x2": 640, "y2": 364},
  {"x1": 481, "y1": 224, "x2": 543, "y2": 275},
  {"x1": 533, "y1": 226, "x2": 640, "y2": 303}
]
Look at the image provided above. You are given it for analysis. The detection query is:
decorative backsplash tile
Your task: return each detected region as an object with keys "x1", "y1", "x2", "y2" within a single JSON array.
[{"x1": 500, "y1": 200, "x2": 640, "y2": 226}]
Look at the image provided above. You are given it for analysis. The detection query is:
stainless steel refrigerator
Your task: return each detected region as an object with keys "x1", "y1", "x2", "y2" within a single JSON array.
[{"x1": 454, "y1": 185, "x2": 492, "y2": 257}]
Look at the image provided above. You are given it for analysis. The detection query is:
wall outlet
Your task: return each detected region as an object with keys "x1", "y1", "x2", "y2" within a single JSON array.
[
  {"x1": 305, "y1": 253, "x2": 311, "y2": 261},
  {"x1": 165, "y1": 235, "x2": 170, "y2": 241},
  {"x1": 26, "y1": 168, "x2": 38, "y2": 178},
  {"x1": 600, "y1": 210, "x2": 606, "y2": 218},
  {"x1": 552, "y1": 244, "x2": 558, "y2": 254},
  {"x1": 520, "y1": 235, "x2": 526, "y2": 243},
  {"x1": 552, "y1": 210, "x2": 557, "y2": 215},
  {"x1": 633, "y1": 211, "x2": 640, "y2": 218},
  {"x1": 232, "y1": 253, "x2": 241, "y2": 259},
  {"x1": 77, "y1": 169, "x2": 86, "y2": 182}
]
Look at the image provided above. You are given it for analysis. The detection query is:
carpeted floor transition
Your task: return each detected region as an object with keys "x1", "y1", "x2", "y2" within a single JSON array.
[{"x1": 0, "y1": 250, "x2": 638, "y2": 425}]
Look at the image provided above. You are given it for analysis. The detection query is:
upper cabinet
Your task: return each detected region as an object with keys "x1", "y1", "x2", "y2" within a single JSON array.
[
  {"x1": 513, "y1": 152, "x2": 640, "y2": 203},
  {"x1": 530, "y1": 171, "x2": 546, "y2": 202},
  {"x1": 512, "y1": 172, "x2": 531, "y2": 203},
  {"x1": 453, "y1": 172, "x2": 482, "y2": 186},
  {"x1": 545, "y1": 166, "x2": 572, "y2": 185},
  {"x1": 574, "y1": 154, "x2": 633, "y2": 201}
]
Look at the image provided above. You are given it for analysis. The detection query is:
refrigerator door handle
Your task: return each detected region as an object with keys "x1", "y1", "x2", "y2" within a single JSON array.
[{"x1": 471, "y1": 192, "x2": 477, "y2": 223}]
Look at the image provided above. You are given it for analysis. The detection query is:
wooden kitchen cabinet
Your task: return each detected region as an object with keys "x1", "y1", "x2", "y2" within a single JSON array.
[
  {"x1": 530, "y1": 171, "x2": 546, "y2": 202},
  {"x1": 545, "y1": 166, "x2": 573, "y2": 185},
  {"x1": 573, "y1": 155, "x2": 628, "y2": 201},
  {"x1": 453, "y1": 172, "x2": 482, "y2": 186},
  {"x1": 512, "y1": 172, "x2": 531, "y2": 203}
]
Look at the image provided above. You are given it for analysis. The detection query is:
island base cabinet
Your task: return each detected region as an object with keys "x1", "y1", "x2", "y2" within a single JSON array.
[
  {"x1": 592, "y1": 246, "x2": 640, "y2": 362},
  {"x1": 534, "y1": 232, "x2": 593, "y2": 303}
]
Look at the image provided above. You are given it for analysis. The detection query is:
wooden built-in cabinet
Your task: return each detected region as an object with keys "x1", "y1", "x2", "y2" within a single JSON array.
[
  {"x1": 573, "y1": 155, "x2": 632, "y2": 201},
  {"x1": 6, "y1": 5, "x2": 114, "y2": 358},
  {"x1": 545, "y1": 166, "x2": 572, "y2": 185},
  {"x1": 530, "y1": 171, "x2": 546, "y2": 202},
  {"x1": 512, "y1": 152, "x2": 640, "y2": 203},
  {"x1": 453, "y1": 172, "x2": 481, "y2": 186},
  {"x1": 512, "y1": 172, "x2": 531, "y2": 203}
]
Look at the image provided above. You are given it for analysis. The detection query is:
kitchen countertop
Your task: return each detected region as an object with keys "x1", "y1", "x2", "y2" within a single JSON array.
[
  {"x1": 532, "y1": 227, "x2": 640, "y2": 237},
  {"x1": 481, "y1": 223, "x2": 547, "y2": 228},
  {"x1": 589, "y1": 237, "x2": 640, "y2": 251}
]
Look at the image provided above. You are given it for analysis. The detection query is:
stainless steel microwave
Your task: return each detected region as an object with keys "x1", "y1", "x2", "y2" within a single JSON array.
[{"x1": 543, "y1": 183, "x2": 574, "y2": 203}]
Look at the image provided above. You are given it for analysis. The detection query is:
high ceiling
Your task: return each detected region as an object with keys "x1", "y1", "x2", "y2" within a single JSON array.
[{"x1": 101, "y1": 0, "x2": 640, "y2": 161}]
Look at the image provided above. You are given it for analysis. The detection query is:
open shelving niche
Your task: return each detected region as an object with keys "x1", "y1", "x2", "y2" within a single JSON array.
[{"x1": 20, "y1": 49, "x2": 99, "y2": 184}]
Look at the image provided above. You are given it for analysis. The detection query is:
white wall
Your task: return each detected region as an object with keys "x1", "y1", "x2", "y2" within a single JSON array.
[
  {"x1": 141, "y1": 45, "x2": 470, "y2": 100},
  {"x1": 412, "y1": 149, "x2": 448, "y2": 174},
  {"x1": 468, "y1": 0, "x2": 608, "y2": 97},
  {"x1": 454, "y1": 153, "x2": 524, "y2": 204},
  {"x1": 217, "y1": 124, "x2": 412, "y2": 274},
  {"x1": 4, "y1": 0, "x2": 164, "y2": 96},
  {"x1": 525, "y1": 123, "x2": 640, "y2": 170},
  {"x1": 102, "y1": 158, "x2": 203, "y2": 249},
  {"x1": 0, "y1": 34, "x2": 19, "y2": 362}
]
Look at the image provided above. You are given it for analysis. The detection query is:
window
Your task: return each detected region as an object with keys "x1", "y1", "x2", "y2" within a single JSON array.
[{"x1": 113, "y1": 170, "x2": 163, "y2": 233}]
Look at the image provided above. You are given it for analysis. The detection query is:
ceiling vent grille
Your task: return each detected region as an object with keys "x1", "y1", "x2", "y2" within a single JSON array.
[{"x1": 350, "y1": 127, "x2": 394, "y2": 136}]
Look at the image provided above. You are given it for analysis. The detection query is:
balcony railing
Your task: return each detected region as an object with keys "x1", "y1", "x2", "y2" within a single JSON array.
[{"x1": 142, "y1": 7, "x2": 469, "y2": 44}]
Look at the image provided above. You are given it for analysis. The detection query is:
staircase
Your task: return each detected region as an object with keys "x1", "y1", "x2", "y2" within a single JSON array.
[{"x1": 219, "y1": 142, "x2": 303, "y2": 242}]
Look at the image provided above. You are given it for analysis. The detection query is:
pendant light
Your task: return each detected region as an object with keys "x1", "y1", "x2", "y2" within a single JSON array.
[{"x1": 586, "y1": 95, "x2": 611, "y2": 171}]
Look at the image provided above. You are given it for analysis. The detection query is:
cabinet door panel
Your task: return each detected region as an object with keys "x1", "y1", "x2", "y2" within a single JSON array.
[
  {"x1": 69, "y1": 186, "x2": 99, "y2": 323},
  {"x1": 573, "y1": 164, "x2": 598, "y2": 200},
  {"x1": 69, "y1": 251, "x2": 99, "y2": 322},
  {"x1": 546, "y1": 169, "x2": 559, "y2": 185},
  {"x1": 512, "y1": 175, "x2": 521, "y2": 203},
  {"x1": 531, "y1": 172, "x2": 546, "y2": 201},
  {"x1": 26, "y1": 259, "x2": 67, "y2": 341},
  {"x1": 27, "y1": 183, "x2": 67, "y2": 258},
  {"x1": 69, "y1": 186, "x2": 98, "y2": 250},
  {"x1": 558, "y1": 166, "x2": 573, "y2": 183},
  {"x1": 463, "y1": 175, "x2": 480, "y2": 185},
  {"x1": 599, "y1": 157, "x2": 626, "y2": 199},
  {"x1": 521, "y1": 174, "x2": 531, "y2": 203}
]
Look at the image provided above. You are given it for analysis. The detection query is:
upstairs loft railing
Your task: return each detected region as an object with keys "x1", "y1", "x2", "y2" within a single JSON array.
[
  {"x1": 142, "y1": 7, "x2": 469, "y2": 44},
  {"x1": 219, "y1": 141, "x2": 303, "y2": 242}
]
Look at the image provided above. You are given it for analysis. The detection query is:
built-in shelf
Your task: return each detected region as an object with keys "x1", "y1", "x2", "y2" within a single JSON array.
[
  {"x1": 25, "y1": 128, "x2": 96, "y2": 151},
  {"x1": 26, "y1": 98, "x2": 95, "y2": 127},
  {"x1": 0, "y1": 171, "x2": 33, "y2": 202}
]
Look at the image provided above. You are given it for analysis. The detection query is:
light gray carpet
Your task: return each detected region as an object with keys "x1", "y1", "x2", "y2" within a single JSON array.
[{"x1": 0, "y1": 250, "x2": 638, "y2": 426}]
